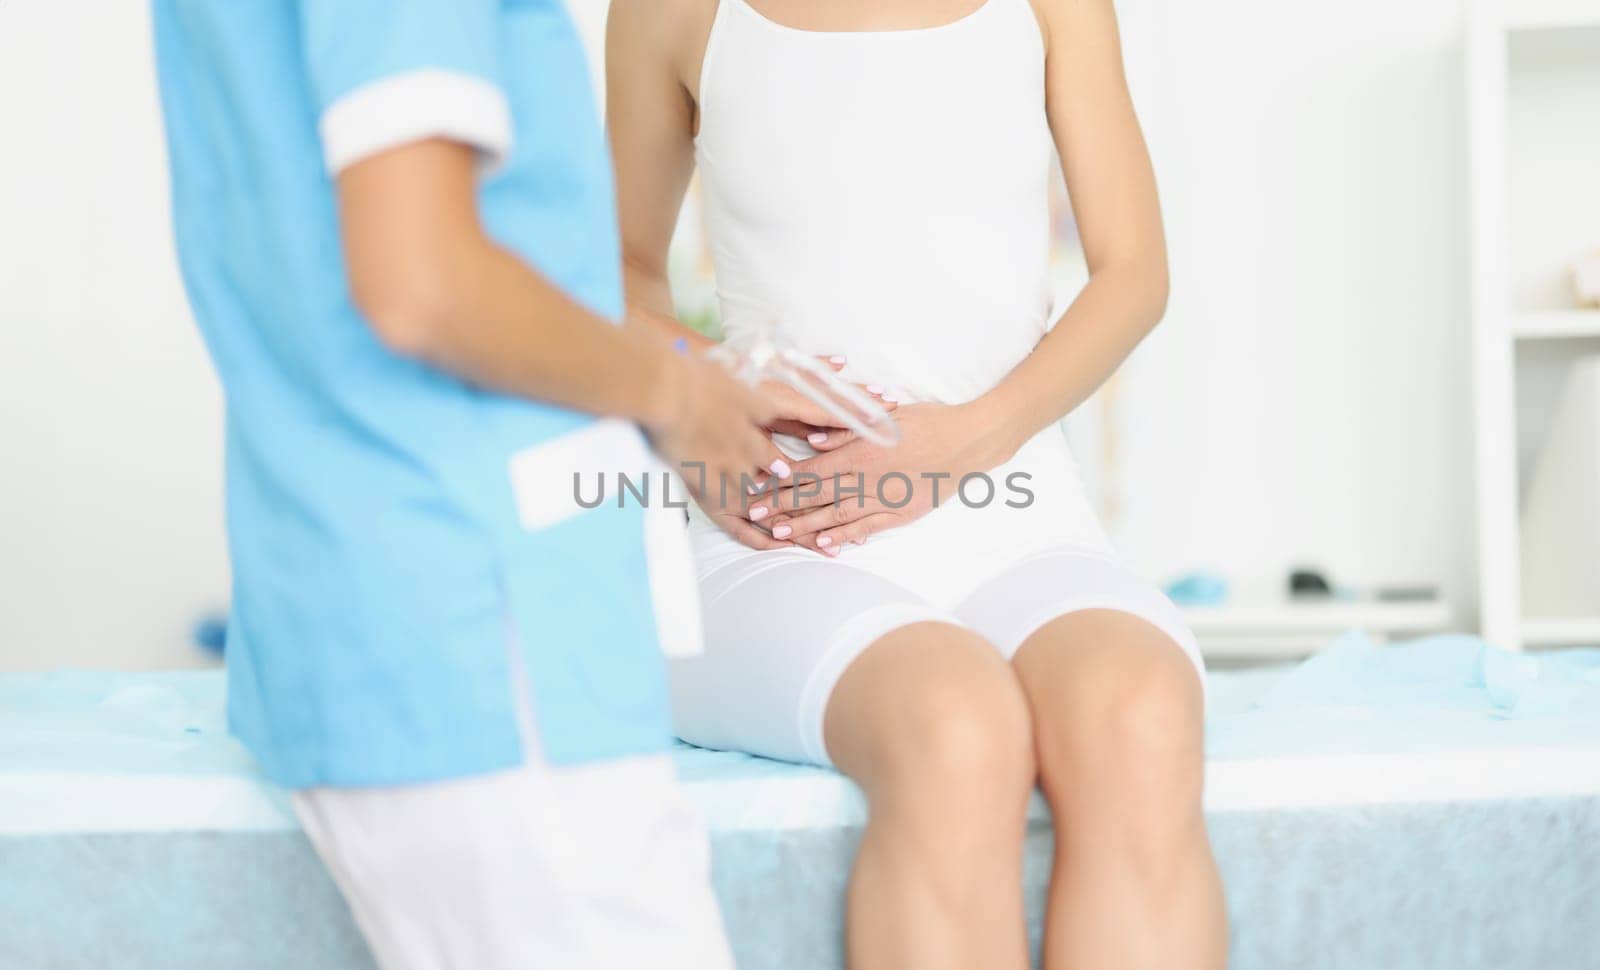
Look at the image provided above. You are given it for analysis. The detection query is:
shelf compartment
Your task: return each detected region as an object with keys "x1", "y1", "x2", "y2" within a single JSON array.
[
  {"x1": 1482, "y1": 0, "x2": 1600, "y2": 32},
  {"x1": 1513, "y1": 310, "x2": 1600, "y2": 340},
  {"x1": 1520, "y1": 617, "x2": 1600, "y2": 647}
]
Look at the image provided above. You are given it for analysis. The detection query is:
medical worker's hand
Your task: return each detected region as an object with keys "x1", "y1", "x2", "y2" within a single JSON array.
[
  {"x1": 642, "y1": 351, "x2": 779, "y2": 504},
  {"x1": 747, "y1": 402, "x2": 1016, "y2": 554}
]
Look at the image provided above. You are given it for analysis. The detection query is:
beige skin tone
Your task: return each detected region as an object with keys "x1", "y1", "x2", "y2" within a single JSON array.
[
  {"x1": 333, "y1": 137, "x2": 778, "y2": 498},
  {"x1": 611, "y1": 0, "x2": 1227, "y2": 967}
]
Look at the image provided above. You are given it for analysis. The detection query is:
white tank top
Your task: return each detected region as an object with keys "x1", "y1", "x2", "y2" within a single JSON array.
[
  {"x1": 694, "y1": 0, "x2": 1055, "y2": 406},
  {"x1": 688, "y1": 0, "x2": 1117, "y2": 584}
]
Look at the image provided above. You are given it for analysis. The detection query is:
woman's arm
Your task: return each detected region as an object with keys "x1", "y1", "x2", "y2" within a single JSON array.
[
  {"x1": 606, "y1": 0, "x2": 891, "y2": 540},
  {"x1": 975, "y1": 0, "x2": 1169, "y2": 460},
  {"x1": 607, "y1": 0, "x2": 792, "y2": 545},
  {"x1": 606, "y1": 0, "x2": 717, "y2": 351}
]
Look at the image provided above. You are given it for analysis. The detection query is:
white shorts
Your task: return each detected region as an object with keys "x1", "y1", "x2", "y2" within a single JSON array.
[
  {"x1": 293, "y1": 642, "x2": 732, "y2": 970},
  {"x1": 670, "y1": 543, "x2": 1204, "y2": 768}
]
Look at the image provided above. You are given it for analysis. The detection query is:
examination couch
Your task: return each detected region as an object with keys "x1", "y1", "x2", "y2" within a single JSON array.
[{"x1": 3, "y1": 634, "x2": 1599, "y2": 969}]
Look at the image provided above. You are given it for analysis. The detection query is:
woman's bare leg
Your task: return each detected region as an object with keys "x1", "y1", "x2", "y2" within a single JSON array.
[
  {"x1": 1011, "y1": 610, "x2": 1226, "y2": 970},
  {"x1": 823, "y1": 621, "x2": 1036, "y2": 970}
]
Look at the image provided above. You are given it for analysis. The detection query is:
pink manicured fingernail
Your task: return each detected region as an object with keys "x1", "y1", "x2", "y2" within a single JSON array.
[
  {"x1": 822, "y1": 544, "x2": 840, "y2": 557},
  {"x1": 772, "y1": 524, "x2": 792, "y2": 539},
  {"x1": 769, "y1": 458, "x2": 792, "y2": 479},
  {"x1": 807, "y1": 432, "x2": 829, "y2": 446},
  {"x1": 749, "y1": 505, "x2": 769, "y2": 521},
  {"x1": 867, "y1": 384, "x2": 884, "y2": 395},
  {"x1": 829, "y1": 355, "x2": 847, "y2": 365},
  {"x1": 817, "y1": 536, "x2": 833, "y2": 547}
]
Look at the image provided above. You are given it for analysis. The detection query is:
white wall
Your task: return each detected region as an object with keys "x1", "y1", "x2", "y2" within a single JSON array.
[
  {"x1": 0, "y1": 2, "x2": 228, "y2": 670},
  {"x1": 0, "y1": 0, "x2": 1476, "y2": 671},
  {"x1": 1111, "y1": 0, "x2": 1476, "y2": 613}
]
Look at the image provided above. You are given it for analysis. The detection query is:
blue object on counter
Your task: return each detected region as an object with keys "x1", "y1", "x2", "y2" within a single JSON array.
[
  {"x1": 1165, "y1": 571, "x2": 1229, "y2": 606},
  {"x1": 192, "y1": 615, "x2": 228, "y2": 655}
]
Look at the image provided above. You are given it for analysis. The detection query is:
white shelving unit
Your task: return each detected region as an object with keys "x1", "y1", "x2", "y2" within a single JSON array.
[{"x1": 1467, "y1": 1, "x2": 1600, "y2": 650}]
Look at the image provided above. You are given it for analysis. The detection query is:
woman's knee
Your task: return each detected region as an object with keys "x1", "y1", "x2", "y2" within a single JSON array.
[
  {"x1": 898, "y1": 674, "x2": 1035, "y2": 798},
  {"x1": 1023, "y1": 620, "x2": 1205, "y2": 809},
  {"x1": 828, "y1": 624, "x2": 1036, "y2": 813},
  {"x1": 1101, "y1": 665, "x2": 1204, "y2": 807}
]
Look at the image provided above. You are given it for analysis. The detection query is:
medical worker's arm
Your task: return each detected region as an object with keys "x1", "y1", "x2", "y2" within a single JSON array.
[
  {"x1": 335, "y1": 139, "x2": 774, "y2": 493},
  {"x1": 296, "y1": 0, "x2": 772, "y2": 490}
]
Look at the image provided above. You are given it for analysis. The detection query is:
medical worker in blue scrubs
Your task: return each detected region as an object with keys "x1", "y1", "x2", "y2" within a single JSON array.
[{"x1": 151, "y1": 1, "x2": 779, "y2": 966}]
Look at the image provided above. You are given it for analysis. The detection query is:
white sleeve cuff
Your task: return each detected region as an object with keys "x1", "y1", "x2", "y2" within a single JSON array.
[{"x1": 318, "y1": 68, "x2": 514, "y2": 176}]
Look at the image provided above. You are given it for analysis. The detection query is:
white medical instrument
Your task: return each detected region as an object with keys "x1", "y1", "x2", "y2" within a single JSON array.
[{"x1": 703, "y1": 321, "x2": 901, "y2": 447}]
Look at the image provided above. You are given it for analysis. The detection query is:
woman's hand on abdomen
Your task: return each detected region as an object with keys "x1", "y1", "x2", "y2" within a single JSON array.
[{"x1": 746, "y1": 401, "x2": 1018, "y2": 555}]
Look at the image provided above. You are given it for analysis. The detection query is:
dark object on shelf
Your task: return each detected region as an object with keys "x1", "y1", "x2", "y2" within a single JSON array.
[
  {"x1": 1376, "y1": 585, "x2": 1440, "y2": 602},
  {"x1": 1289, "y1": 568, "x2": 1333, "y2": 598}
]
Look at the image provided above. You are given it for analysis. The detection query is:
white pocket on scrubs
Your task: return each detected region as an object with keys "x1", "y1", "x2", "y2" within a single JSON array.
[{"x1": 508, "y1": 419, "x2": 705, "y2": 658}]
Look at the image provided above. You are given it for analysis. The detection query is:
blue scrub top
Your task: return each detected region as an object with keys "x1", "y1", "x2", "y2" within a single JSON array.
[{"x1": 151, "y1": 0, "x2": 673, "y2": 787}]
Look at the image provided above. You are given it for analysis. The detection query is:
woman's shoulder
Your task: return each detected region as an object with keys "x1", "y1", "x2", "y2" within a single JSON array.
[
  {"x1": 607, "y1": 0, "x2": 721, "y2": 45},
  {"x1": 608, "y1": 0, "x2": 723, "y2": 88}
]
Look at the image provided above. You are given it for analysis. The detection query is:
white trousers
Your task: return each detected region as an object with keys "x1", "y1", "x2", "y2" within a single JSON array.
[
  {"x1": 673, "y1": 545, "x2": 1205, "y2": 767},
  {"x1": 293, "y1": 650, "x2": 732, "y2": 969}
]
